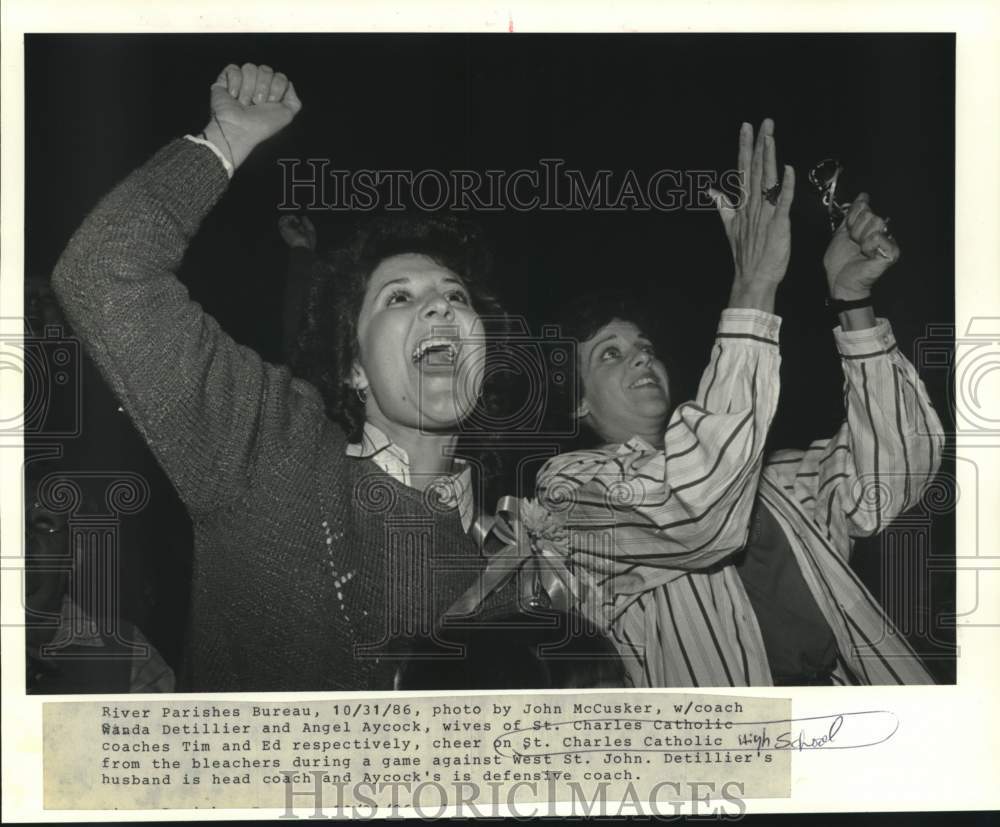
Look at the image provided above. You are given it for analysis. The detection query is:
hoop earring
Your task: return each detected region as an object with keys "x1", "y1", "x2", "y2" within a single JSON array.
[{"x1": 355, "y1": 386, "x2": 369, "y2": 404}]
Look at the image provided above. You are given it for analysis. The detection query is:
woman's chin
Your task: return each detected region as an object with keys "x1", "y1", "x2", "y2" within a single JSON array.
[
  {"x1": 413, "y1": 396, "x2": 475, "y2": 432},
  {"x1": 632, "y1": 397, "x2": 670, "y2": 422}
]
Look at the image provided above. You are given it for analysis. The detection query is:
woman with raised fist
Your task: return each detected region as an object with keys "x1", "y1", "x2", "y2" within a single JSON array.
[{"x1": 52, "y1": 64, "x2": 508, "y2": 691}]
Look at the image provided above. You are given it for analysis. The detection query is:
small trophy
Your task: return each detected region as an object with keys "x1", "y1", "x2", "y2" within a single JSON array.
[{"x1": 808, "y1": 158, "x2": 895, "y2": 260}]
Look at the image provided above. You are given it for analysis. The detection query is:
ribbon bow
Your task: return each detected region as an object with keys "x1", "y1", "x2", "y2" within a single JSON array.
[{"x1": 448, "y1": 496, "x2": 584, "y2": 618}]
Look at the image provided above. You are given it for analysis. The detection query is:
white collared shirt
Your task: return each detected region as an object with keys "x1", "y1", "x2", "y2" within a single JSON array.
[
  {"x1": 346, "y1": 422, "x2": 475, "y2": 533},
  {"x1": 536, "y1": 313, "x2": 943, "y2": 687}
]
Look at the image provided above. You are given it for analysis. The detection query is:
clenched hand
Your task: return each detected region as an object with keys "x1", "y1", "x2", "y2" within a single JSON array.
[{"x1": 203, "y1": 63, "x2": 302, "y2": 171}]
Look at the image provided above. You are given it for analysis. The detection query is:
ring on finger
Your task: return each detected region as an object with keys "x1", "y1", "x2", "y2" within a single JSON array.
[
  {"x1": 869, "y1": 231, "x2": 897, "y2": 262},
  {"x1": 762, "y1": 183, "x2": 781, "y2": 206},
  {"x1": 869, "y1": 217, "x2": 893, "y2": 241}
]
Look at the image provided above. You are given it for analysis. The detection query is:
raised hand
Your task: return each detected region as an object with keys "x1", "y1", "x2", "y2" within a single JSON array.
[
  {"x1": 709, "y1": 119, "x2": 795, "y2": 312},
  {"x1": 823, "y1": 193, "x2": 899, "y2": 301},
  {"x1": 204, "y1": 63, "x2": 303, "y2": 171},
  {"x1": 278, "y1": 215, "x2": 317, "y2": 251}
]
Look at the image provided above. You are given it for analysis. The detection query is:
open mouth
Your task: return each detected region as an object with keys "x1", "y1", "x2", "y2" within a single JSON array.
[
  {"x1": 412, "y1": 337, "x2": 460, "y2": 367},
  {"x1": 629, "y1": 374, "x2": 660, "y2": 389}
]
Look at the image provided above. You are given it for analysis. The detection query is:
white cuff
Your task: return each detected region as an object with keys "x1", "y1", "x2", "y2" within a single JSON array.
[
  {"x1": 717, "y1": 308, "x2": 781, "y2": 345},
  {"x1": 834, "y1": 318, "x2": 897, "y2": 359},
  {"x1": 183, "y1": 134, "x2": 234, "y2": 179}
]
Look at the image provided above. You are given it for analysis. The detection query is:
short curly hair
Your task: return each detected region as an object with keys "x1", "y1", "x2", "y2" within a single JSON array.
[
  {"x1": 291, "y1": 214, "x2": 506, "y2": 443},
  {"x1": 548, "y1": 289, "x2": 678, "y2": 450}
]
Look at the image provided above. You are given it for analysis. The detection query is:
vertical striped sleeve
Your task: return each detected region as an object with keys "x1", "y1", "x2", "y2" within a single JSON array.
[{"x1": 764, "y1": 319, "x2": 944, "y2": 556}]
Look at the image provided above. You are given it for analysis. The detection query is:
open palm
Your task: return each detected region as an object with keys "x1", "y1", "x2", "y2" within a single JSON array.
[{"x1": 709, "y1": 119, "x2": 795, "y2": 311}]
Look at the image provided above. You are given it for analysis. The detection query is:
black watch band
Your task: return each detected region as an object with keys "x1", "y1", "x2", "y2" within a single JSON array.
[{"x1": 826, "y1": 296, "x2": 873, "y2": 315}]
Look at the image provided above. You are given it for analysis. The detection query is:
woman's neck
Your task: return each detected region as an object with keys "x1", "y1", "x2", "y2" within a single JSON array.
[
  {"x1": 365, "y1": 413, "x2": 459, "y2": 490},
  {"x1": 598, "y1": 421, "x2": 665, "y2": 451},
  {"x1": 635, "y1": 428, "x2": 665, "y2": 450}
]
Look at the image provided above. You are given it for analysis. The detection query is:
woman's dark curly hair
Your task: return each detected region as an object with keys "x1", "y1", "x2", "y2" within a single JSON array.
[{"x1": 291, "y1": 214, "x2": 506, "y2": 443}]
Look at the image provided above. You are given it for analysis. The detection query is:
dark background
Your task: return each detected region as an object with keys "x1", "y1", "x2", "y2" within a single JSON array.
[{"x1": 24, "y1": 33, "x2": 956, "y2": 682}]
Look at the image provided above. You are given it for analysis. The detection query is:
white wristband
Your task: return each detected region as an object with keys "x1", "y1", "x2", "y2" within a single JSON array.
[{"x1": 183, "y1": 134, "x2": 234, "y2": 179}]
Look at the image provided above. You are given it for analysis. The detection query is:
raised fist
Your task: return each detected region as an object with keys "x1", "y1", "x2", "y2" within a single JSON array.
[
  {"x1": 278, "y1": 215, "x2": 317, "y2": 251},
  {"x1": 823, "y1": 193, "x2": 899, "y2": 301},
  {"x1": 204, "y1": 63, "x2": 302, "y2": 171}
]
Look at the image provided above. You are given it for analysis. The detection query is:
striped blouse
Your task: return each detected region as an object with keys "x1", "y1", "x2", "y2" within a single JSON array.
[{"x1": 535, "y1": 310, "x2": 944, "y2": 686}]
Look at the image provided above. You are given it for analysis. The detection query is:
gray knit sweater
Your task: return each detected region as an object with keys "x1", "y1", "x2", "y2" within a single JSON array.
[{"x1": 51, "y1": 139, "x2": 494, "y2": 691}]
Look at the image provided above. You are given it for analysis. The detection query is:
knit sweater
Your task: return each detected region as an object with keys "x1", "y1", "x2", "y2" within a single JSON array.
[{"x1": 51, "y1": 139, "x2": 495, "y2": 691}]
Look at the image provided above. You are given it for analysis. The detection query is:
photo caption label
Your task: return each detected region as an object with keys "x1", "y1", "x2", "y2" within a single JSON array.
[{"x1": 43, "y1": 695, "x2": 792, "y2": 812}]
